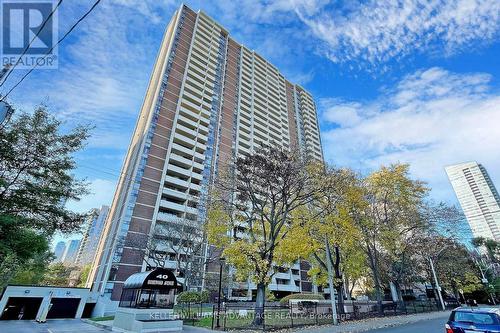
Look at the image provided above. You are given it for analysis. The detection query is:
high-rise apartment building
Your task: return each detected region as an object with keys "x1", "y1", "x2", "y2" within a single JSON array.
[
  {"x1": 445, "y1": 162, "x2": 500, "y2": 241},
  {"x1": 88, "y1": 4, "x2": 323, "y2": 307},
  {"x1": 61, "y1": 239, "x2": 81, "y2": 266},
  {"x1": 53, "y1": 241, "x2": 66, "y2": 262},
  {"x1": 75, "y1": 205, "x2": 109, "y2": 266}
]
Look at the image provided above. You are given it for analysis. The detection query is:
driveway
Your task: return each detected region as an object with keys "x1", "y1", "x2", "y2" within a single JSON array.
[
  {"x1": 0, "y1": 319, "x2": 108, "y2": 333},
  {"x1": 0, "y1": 319, "x2": 220, "y2": 333}
]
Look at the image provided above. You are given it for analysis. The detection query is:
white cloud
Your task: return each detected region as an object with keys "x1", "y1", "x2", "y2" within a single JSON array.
[
  {"x1": 7, "y1": 0, "x2": 176, "y2": 150},
  {"x1": 294, "y1": 0, "x2": 500, "y2": 65},
  {"x1": 320, "y1": 67, "x2": 500, "y2": 201},
  {"x1": 320, "y1": 99, "x2": 363, "y2": 127}
]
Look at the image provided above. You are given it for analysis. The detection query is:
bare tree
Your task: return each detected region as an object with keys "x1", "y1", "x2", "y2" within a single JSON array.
[
  {"x1": 207, "y1": 146, "x2": 325, "y2": 325},
  {"x1": 125, "y1": 218, "x2": 216, "y2": 291}
]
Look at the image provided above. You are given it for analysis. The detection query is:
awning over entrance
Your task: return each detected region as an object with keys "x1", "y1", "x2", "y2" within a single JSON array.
[
  {"x1": 120, "y1": 268, "x2": 179, "y2": 309},
  {"x1": 123, "y1": 268, "x2": 178, "y2": 290}
]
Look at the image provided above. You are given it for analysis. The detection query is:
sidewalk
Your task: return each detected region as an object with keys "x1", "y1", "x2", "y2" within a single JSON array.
[
  {"x1": 293, "y1": 311, "x2": 451, "y2": 333},
  {"x1": 83, "y1": 311, "x2": 451, "y2": 333},
  {"x1": 84, "y1": 319, "x2": 219, "y2": 332}
]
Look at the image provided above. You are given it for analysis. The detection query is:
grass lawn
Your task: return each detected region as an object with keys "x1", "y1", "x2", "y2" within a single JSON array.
[
  {"x1": 182, "y1": 308, "x2": 322, "y2": 330},
  {"x1": 89, "y1": 315, "x2": 115, "y2": 322}
]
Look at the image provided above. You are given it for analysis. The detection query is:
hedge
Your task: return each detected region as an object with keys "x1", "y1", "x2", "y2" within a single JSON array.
[
  {"x1": 177, "y1": 290, "x2": 210, "y2": 303},
  {"x1": 279, "y1": 293, "x2": 325, "y2": 305}
]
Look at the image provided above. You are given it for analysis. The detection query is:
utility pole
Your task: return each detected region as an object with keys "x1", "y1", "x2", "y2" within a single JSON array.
[
  {"x1": 325, "y1": 238, "x2": 338, "y2": 325},
  {"x1": 429, "y1": 257, "x2": 445, "y2": 310}
]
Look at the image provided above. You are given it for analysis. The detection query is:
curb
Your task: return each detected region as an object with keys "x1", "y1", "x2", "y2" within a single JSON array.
[{"x1": 82, "y1": 318, "x2": 113, "y2": 331}]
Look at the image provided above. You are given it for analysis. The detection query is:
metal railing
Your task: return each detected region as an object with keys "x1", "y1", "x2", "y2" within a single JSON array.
[{"x1": 183, "y1": 299, "x2": 457, "y2": 331}]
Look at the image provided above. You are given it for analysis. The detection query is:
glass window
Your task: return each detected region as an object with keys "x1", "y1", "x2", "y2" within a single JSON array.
[{"x1": 453, "y1": 311, "x2": 497, "y2": 325}]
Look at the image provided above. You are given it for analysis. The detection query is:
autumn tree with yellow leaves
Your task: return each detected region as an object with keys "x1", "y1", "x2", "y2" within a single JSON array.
[{"x1": 206, "y1": 146, "x2": 326, "y2": 325}]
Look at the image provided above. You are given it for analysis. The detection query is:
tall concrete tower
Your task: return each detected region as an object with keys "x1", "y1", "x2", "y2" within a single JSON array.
[
  {"x1": 446, "y1": 161, "x2": 500, "y2": 242},
  {"x1": 88, "y1": 4, "x2": 323, "y2": 310}
]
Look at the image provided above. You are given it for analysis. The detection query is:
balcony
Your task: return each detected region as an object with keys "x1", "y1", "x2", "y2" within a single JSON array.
[
  {"x1": 162, "y1": 188, "x2": 187, "y2": 200},
  {"x1": 173, "y1": 132, "x2": 197, "y2": 149},
  {"x1": 167, "y1": 164, "x2": 191, "y2": 178},
  {"x1": 164, "y1": 175, "x2": 189, "y2": 189},
  {"x1": 160, "y1": 200, "x2": 186, "y2": 213}
]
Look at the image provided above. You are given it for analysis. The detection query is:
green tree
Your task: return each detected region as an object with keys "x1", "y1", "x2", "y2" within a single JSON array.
[
  {"x1": 77, "y1": 264, "x2": 92, "y2": 287},
  {"x1": 472, "y1": 237, "x2": 500, "y2": 263},
  {"x1": 206, "y1": 146, "x2": 323, "y2": 325},
  {"x1": 290, "y1": 167, "x2": 368, "y2": 310},
  {"x1": 41, "y1": 263, "x2": 73, "y2": 286},
  {"x1": 0, "y1": 106, "x2": 91, "y2": 287},
  {"x1": 350, "y1": 164, "x2": 428, "y2": 312},
  {"x1": 9, "y1": 252, "x2": 53, "y2": 285}
]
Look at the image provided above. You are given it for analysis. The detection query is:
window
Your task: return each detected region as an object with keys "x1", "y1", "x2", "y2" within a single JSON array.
[{"x1": 452, "y1": 311, "x2": 497, "y2": 325}]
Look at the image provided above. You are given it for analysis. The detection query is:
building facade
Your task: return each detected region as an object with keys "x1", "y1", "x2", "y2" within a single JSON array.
[
  {"x1": 75, "y1": 205, "x2": 109, "y2": 266},
  {"x1": 446, "y1": 162, "x2": 500, "y2": 241},
  {"x1": 88, "y1": 4, "x2": 323, "y2": 307},
  {"x1": 61, "y1": 239, "x2": 81, "y2": 266},
  {"x1": 53, "y1": 241, "x2": 66, "y2": 263}
]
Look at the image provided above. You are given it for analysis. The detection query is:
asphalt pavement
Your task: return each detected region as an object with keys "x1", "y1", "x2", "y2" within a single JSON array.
[
  {"x1": 298, "y1": 311, "x2": 451, "y2": 333},
  {"x1": 363, "y1": 315, "x2": 447, "y2": 333},
  {"x1": 0, "y1": 319, "x2": 220, "y2": 333},
  {"x1": 0, "y1": 319, "x2": 109, "y2": 333},
  {"x1": 0, "y1": 313, "x2": 451, "y2": 333}
]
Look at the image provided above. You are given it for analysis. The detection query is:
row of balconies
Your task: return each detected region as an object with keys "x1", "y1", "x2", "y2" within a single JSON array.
[
  {"x1": 160, "y1": 199, "x2": 198, "y2": 216},
  {"x1": 164, "y1": 174, "x2": 201, "y2": 192}
]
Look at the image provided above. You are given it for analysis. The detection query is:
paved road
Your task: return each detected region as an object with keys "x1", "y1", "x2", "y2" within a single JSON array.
[
  {"x1": 299, "y1": 311, "x2": 451, "y2": 333},
  {"x1": 363, "y1": 316, "x2": 447, "y2": 333}
]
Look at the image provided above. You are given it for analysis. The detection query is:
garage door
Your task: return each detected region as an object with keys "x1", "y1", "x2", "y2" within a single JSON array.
[
  {"x1": 46, "y1": 298, "x2": 81, "y2": 319},
  {"x1": 0, "y1": 297, "x2": 43, "y2": 320}
]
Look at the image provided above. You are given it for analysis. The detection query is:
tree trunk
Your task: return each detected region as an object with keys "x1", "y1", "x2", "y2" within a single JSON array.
[
  {"x1": 335, "y1": 285, "x2": 345, "y2": 314},
  {"x1": 367, "y1": 250, "x2": 383, "y2": 314},
  {"x1": 393, "y1": 281, "x2": 406, "y2": 311},
  {"x1": 333, "y1": 245, "x2": 345, "y2": 314},
  {"x1": 253, "y1": 282, "x2": 266, "y2": 326}
]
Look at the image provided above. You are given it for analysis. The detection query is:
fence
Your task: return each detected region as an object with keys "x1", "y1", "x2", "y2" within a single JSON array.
[
  {"x1": 175, "y1": 302, "x2": 214, "y2": 327},
  {"x1": 176, "y1": 299, "x2": 457, "y2": 331}
]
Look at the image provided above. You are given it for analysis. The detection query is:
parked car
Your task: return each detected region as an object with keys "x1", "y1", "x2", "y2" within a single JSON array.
[{"x1": 446, "y1": 307, "x2": 500, "y2": 333}]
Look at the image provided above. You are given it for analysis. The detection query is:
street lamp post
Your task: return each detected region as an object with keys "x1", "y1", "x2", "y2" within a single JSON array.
[
  {"x1": 428, "y1": 246, "x2": 448, "y2": 311},
  {"x1": 429, "y1": 257, "x2": 446, "y2": 311},
  {"x1": 216, "y1": 257, "x2": 225, "y2": 329}
]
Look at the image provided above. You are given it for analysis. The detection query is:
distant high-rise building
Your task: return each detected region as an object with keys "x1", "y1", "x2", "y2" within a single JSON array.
[
  {"x1": 53, "y1": 241, "x2": 66, "y2": 262},
  {"x1": 61, "y1": 239, "x2": 81, "y2": 265},
  {"x1": 88, "y1": 4, "x2": 323, "y2": 306},
  {"x1": 75, "y1": 205, "x2": 109, "y2": 266},
  {"x1": 446, "y1": 162, "x2": 500, "y2": 241}
]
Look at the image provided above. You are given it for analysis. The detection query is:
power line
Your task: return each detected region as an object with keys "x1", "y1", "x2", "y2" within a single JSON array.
[
  {"x1": 77, "y1": 163, "x2": 168, "y2": 194},
  {"x1": 0, "y1": 0, "x2": 63, "y2": 88},
  {"x1": 0, "y1": 0, "x2": 102, "y2": 102}
]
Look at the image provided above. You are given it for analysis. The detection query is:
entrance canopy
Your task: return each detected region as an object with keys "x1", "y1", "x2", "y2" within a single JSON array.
[
  {"x1": 119, "y1": 268, "x2": 179, "y2": 309},
  {"x1": 123, "y1": 268, "x2": 178, "y2": 291}
]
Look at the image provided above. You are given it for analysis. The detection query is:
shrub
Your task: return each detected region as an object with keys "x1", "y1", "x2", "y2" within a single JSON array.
[
  {"x1": 279, "y1": 293, "x2": 325, "y2": 305},
  {"x1": 177, "y1": 290, "x2": 210, "y2": 303}
]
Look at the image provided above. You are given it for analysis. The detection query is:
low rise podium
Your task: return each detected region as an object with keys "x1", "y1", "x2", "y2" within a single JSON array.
[{"x1": 112, "y1": 268, "x2": 183, "y2": 332}]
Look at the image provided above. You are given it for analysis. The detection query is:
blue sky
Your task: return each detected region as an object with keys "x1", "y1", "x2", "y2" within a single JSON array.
[{"x1": 3, "y1": 0, "x2": 500, "y2": 243}]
